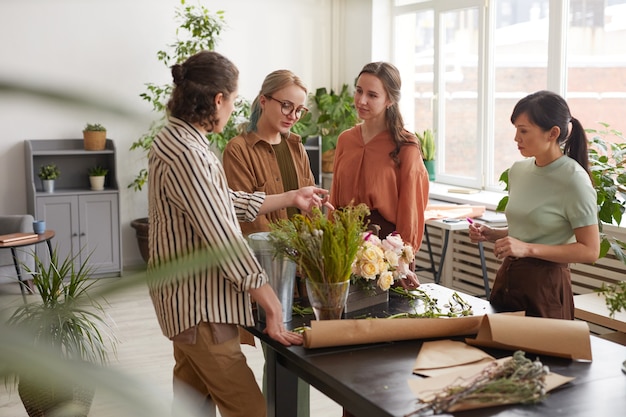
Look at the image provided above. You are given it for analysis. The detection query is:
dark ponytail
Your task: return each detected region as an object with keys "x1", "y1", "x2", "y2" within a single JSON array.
[{"x1": 511, "y1": 90, "x2": 590, "y2": 178}]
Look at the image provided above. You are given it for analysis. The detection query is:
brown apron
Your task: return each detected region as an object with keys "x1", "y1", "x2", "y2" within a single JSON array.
[{"x1": 490, "y1": 256, "x2": 574, "y2": 320}]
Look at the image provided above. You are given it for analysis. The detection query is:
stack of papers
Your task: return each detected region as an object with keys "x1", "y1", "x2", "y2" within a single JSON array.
[{"x1": 476, "y1": 211, "x2": 507, "y2": 226}]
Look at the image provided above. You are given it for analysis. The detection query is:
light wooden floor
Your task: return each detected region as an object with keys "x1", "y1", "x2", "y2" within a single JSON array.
[{"x1": 0, "y1": 275, "x2": 342, "y2": 417}]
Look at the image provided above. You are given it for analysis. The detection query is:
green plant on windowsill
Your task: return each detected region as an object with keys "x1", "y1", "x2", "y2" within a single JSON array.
[
  {"x1": 417, "y1": 129, "x2": 436, "y2": 181},
  {"x1": 417, "y1": 129, "x2": 435, "y2": 161},
  {"x1": 38, "y1": 164, "x2": 60, "y2": 180}
]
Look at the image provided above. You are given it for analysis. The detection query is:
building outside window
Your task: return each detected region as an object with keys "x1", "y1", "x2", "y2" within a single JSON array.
[{"x1": 393, "y1": 0, "x2": 626, "y2": 191}]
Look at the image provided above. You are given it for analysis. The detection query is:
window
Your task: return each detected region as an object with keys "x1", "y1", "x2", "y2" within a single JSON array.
[{"x1": 393, "y1": 0, "x2": 626, "y2": 191}]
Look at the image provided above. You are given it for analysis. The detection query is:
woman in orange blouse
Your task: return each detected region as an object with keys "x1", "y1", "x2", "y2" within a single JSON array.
[{"x1": 330, "y1": 61, "x2": 429, "y2": 290}]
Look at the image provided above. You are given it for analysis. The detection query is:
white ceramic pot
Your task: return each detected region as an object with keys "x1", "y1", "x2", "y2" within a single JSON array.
[{"x1": 89, "y1": 176, "x2": 105, "y2": 191}]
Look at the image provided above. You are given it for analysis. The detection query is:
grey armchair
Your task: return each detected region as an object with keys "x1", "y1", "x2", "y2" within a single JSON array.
[{"x1": 0, "y1": 214, "x2": 36, "y2": 289}]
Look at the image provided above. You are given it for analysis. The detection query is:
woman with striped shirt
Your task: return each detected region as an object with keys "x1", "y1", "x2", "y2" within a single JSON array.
[{"x1": 147, "y1": 50, "x2": 330, "y2": 417}]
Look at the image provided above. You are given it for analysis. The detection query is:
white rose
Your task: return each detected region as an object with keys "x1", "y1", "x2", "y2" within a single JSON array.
[
  {"x1": 378, "y1": 271, "x2": 394, "y2": 291},
  {"x1": 385, "y1": 250, "x2": 399, "y2": 268},
  {"x1": 360, "y1": 261, "x2": 379, "y2": 280}
]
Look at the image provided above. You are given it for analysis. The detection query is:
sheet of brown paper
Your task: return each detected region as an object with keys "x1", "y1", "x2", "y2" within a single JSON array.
[
  {"x1": 407, "y1": 357, "x2": 574, "y2": 412},
  {"x1": 424, "y1": 204, "x2": 486, "y2": 220},
  {"x1": 466, "y1": 314, "x2": 592, "y2": 360},
  {"x1": 302, "y1": 316, "x2": 485, "y2": 349},
  {"x1": 413, "y1": 340, "x2": 495, "y2": 377}
]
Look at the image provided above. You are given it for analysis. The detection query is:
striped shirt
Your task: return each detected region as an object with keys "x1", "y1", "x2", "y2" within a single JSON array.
[{"x1": 147, "y1": 117, "x2": 268, "y2": 339}]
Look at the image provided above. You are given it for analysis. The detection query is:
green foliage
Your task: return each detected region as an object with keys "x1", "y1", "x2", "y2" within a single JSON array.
[
  {"x1": 416, "y1": 129, "x2": 435, "y2": 161},
  {"x1": 88, "y1": 165, "x2": 109, "y2": 176},
  {"x1": 496, "y1": 123, "x2": 626, "y2": 265},
  {"x1": 38, "y1": 163, "x2": 60, "y2": 180},
  {"x1": 83, "y1": 123, "x2": 106, "y2": 132},
  {"x1": 6, "y1": 250, "x2": 117, "y2": 366},
  {"x1": 129, "y1": 0, "x2": 250, "y2": 192},
  {"x1": 292, "y1": 85, "x2": 359, "y2": 152},
  {"x1": 595, "y1": 281, "x2": 626, "y2": 318},
  {"x1": 587, "y1": 123, "x2": 626, "y2": 261},
  {"x1": 269, "y1": 204, "x2": 369, "y2": 284},
  {"x1": 207, "y1": 97, "x2": 251, "y2": 151}
]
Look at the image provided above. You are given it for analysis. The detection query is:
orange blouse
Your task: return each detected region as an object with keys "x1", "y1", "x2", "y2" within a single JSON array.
[{"x1": 330, "y1": 125, "x2": 429, "y2": 250}]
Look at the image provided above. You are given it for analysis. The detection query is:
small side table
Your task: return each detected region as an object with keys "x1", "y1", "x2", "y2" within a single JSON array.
[
  {"x1": 417, "y1": 219, "x2": 490, "y2": 298},
  {"x1": 0, "y1": 230, "x2": 55, "y2": 301}
]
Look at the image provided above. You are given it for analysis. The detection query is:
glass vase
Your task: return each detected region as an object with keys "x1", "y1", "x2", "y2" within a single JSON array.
[{"x1": 305, "y1": 280, "x2": 350, "y2": 320}]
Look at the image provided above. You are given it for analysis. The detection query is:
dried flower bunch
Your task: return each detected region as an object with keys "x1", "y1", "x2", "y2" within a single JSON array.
[
  {"x1": 269, "y1": 204, "x2": 369, "y2": 284},
  {"x1": 351, "y1": 231, "x2": 415, "y2": 291},
  {"x1": 408, "y1": 350, "x2": 549, "y2": 415}
]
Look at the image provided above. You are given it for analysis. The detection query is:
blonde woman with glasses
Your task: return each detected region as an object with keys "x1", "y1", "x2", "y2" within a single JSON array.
[
  {"x1": 223, "y1": 69, "x2": 317, "y2": 236},
  {"x1": 223, "y1": 69, "x2": 319, "y2": 417}
]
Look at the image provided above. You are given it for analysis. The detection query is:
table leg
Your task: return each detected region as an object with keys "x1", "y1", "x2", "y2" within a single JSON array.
[
  {"x1": 434, "y1": 230, "x2": 451, "y2": 284},
  {"x1": 415, "y1": 227, "x2": 437, "y2": 282},
  {"x1": 265, "y1": 346, "x2": 298, "y2": 417},
  {"x1": 477, "y1": 242, "x2": 490, "y2": 298},
  {"x1": 10, "y1": 247, "x2": 27, "y2": 303}
]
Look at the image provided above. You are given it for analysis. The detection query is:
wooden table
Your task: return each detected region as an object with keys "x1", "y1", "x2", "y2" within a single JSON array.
[
  {"x1": 0, "y1": 230, "x2": 55, "y2": 299},
  {"x1": 248, "y1": 284, "x2": 626, "y2": 417},
  {"x1": 575, "y1": 291, "x2": 626, "y2": 333}
]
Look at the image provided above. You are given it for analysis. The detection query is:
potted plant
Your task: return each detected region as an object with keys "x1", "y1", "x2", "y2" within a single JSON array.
[
  {"x1": 417, "y1": 129, "x2": 436, "y2": 181},
  {"x1": 5, "y1": 250, "x2": 117, "y2": 417},
  {"x1": 298, "y1": 85, "x2": 359, "y2": 173},
  {"x1": 83, "y1": 123, "x2": 107, "y2": 151},
  {"x1": 87, "y1": 165, "x2": 109, "y2": 191},
  {"x1": 38, "y1": 163, "x2": 60, "y2": 193}
]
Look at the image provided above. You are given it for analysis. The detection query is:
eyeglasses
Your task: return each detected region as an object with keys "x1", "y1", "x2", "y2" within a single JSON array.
[{"x1": 265, "y1": 95, "x2": 309, "y2": 119}]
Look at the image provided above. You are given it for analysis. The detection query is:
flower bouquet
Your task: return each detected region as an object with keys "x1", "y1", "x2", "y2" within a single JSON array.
[
  {"x1": 351, "y1": 231, "x2": 415, "y2": 291},
  {"x1": 269, "y1": 204, "x2": 369, "y2": 319},
  {"x1": 346, "y1": 231, "x2": 414, "y2": 312}
]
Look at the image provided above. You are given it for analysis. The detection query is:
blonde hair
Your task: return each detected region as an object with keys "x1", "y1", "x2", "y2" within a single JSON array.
[{"x1": 244, "y1": 69, "x2": 308, "y2": 133}]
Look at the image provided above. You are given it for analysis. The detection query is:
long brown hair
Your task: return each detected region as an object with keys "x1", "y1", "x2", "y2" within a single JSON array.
[{"x1": 358, "y1": 62, "x2": 418, "y2": 166}]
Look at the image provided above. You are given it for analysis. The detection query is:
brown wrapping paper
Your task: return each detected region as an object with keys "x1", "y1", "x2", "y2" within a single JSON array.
[
  {"x1": 413, "y1": 340, "x2": 495, "y2": 377},
  {"x1": 408, "y1": 357, "x2": 574, "y2": 412},
  {"x1": 466, "y1": 314, "x2": 592, "y2": 360},
  {"x1": 302, "y1": 315, "x2": 484, "y2": 349}
]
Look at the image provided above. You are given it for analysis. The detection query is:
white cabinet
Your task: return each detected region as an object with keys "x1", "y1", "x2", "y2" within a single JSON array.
[{"x1": 25, "y1": 139, "x2": 122, "y2": 277}]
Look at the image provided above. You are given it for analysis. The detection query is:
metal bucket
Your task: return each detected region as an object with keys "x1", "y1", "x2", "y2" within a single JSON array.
[{"x1": 248, "y1": 232, "x2": 296, "y2": 323}]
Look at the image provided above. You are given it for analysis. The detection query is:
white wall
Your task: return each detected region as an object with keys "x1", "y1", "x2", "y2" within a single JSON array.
[{"x1": 0, "y1": 0, "x2": 378, "y2": 268}]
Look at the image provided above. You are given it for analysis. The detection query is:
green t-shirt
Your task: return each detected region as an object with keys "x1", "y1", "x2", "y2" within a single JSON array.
[{"x1": 505, "y1": 155, "x2": 597, "y2": 245}]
